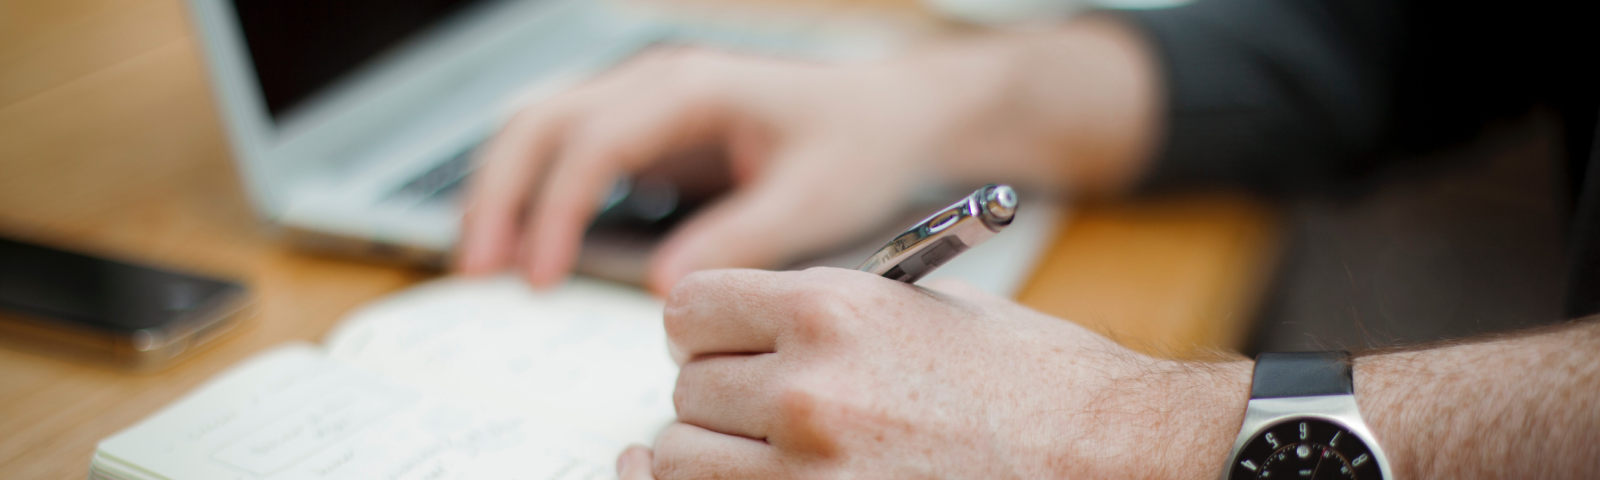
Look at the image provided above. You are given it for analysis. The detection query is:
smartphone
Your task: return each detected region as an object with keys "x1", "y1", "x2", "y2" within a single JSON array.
[{"x1": 0, "y1": 237, "x2": 252, "y2": 371}]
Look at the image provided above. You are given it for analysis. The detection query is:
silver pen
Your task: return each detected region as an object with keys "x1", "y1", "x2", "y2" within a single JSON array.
[{"x1": 858, "y1": 184, "x2": 1018, "y2": 283}]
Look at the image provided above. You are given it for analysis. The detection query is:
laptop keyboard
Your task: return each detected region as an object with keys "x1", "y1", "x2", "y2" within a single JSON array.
[{"x1": 390, "y1": 146, "x2": 478, "y2": 205}]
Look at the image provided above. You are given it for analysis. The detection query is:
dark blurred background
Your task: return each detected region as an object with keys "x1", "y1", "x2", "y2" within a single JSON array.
[{"x1": 1251, "y1": 113, "x2": 1569, "y2": 353}]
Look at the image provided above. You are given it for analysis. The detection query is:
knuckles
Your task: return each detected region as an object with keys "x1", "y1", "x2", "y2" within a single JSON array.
[
  {"x1": 767, "y1": 365, "x2": 891, "y2": 467},
  {"x1": 626, "y1": 48, "x2": 734, "y2": 98},
  {"x1": 773, "y1": 371, "x2": 849, "y2": 459},
  {"x1": 785, "y1": 267, "x2": 893, "y2": 344}
]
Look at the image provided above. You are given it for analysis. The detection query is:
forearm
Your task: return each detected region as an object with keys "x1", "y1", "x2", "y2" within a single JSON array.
[
  {"x1": 1354, "y1": 319, "x2": 1600, "y2": 478},
  {"x1": 885, "y1": 14, "x2": 1162, "y2": 196}
]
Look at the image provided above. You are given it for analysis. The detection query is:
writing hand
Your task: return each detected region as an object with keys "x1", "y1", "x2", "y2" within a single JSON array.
[{"x1": 641, "y1": 267, "x2": 1249, "y2": 479}]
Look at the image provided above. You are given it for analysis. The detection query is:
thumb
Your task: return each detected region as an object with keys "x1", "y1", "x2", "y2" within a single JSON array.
[
  {"x1": 646, "y1": 147, "x2": 910, "y2": 295},
  {"x1": 616, "y1": 445, "x2": 656, "y2": 480},
  {"x1": 646, "y1": 183, "x2": 803, "y2": 294}
]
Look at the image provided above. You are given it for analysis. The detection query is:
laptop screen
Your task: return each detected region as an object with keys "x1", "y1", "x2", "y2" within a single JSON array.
[{"x1": 232, "y1": 0, "x2": 493, "y2": 122}]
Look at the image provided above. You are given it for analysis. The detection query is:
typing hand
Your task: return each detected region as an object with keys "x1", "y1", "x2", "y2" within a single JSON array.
[
  {"x1": 460, "y1": 17, "x2": 1161, "y2": 294},
  {"x1": 626, "y1": 267, "x2": 1251, "y2": 479},
  {"x1": 457, "y1": 48, "x2": 969, "y2": 294}
]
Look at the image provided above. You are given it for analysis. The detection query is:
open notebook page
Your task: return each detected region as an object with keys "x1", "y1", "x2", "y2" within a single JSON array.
[
  {"x1": 321, "y1": 276, "x2": 678, "y2": 444},
  {"x1": 96, "y1": 343, "x2": 625, "y2": 480}
]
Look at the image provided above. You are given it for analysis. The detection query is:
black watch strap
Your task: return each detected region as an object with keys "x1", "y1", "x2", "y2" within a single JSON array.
[{"x1": 1251, "y1": 351, "x2": 1352, "y2": 399}]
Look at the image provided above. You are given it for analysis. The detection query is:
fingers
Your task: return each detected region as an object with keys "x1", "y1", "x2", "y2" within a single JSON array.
[
  {"x1": 512, "y1": 141, "x2": 622, "y2": 287},
  {"x1": 617, "y1": 446, "x2": 655, "y2": 480},
  {"x1": 673, "y1": 353, "x2": 782, "y2": 440},
  {"x1": 516, "y1": 90, "x2": 729, "y2": 287},
  {"x1": 645, "y1": 163, "x2": 824, "y2": 294},
  {"x1": 662, "y1": 269, "x2": 791, "y2": 363},
  {"x1": 458, "y1": 47, "x2": 735, "y2": 281},
  {"x1": 646, "y1": 139, "x2": 911, "y2": 294},
  {"x1": 457, "y1": 106, "x2": 570, "y2": 275},
  {"x1": 647, "y1": 194, "x2": 771, "y2": 294},
  {"x1": 651, "y1": 423, "x2": 781, "y2": 479}
]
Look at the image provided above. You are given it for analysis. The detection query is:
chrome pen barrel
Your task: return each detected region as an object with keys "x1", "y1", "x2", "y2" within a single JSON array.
[{"x1": 858, "y1": 184, "x2": 1018, "y2": 283}]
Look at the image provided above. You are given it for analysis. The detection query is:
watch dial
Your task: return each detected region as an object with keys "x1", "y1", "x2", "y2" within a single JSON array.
[{"x1": 1229, "y1": 418, "x2": 1382, "y2": 480}]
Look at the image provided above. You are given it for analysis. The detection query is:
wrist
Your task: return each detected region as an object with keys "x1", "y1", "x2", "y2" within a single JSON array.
[
  {"x1": 894, "y1": 16, "x2": 1159, "y2": 194},
  {"x1": 1141, "y1": 359, "x2": 1254, "y2": 480},
  {"x1": 1352, "y1": 352, "x2": 1424, "y2": 479},
  {"x1": 876, "y1": 36, "x2": 1032, "y2": 184}
]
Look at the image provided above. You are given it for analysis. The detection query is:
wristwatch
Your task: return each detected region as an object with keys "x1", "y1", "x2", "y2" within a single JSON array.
[{"x1": 1220, "y1": 352, "x2": 1392, "y2": 480}]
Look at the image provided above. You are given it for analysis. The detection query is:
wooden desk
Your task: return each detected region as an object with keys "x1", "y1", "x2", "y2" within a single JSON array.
[{"x1": 0, "y1": 0, "x2": 1277, "y2": 476}]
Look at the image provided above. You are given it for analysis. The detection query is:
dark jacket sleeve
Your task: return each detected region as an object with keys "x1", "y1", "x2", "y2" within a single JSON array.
[
  {"x1": 1120, "y1": 0, "x2": 1589, "y2": 197},
  {"x1": 1121, "y1": 0, "x2": 1403, "y2": 196}
]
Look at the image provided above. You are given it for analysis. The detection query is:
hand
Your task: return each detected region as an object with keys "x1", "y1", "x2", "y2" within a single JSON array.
[
  {"x1": 457, "y1": 16, "x2": 1160, "y2": 294},
  {"x1": 458, "y1": 48, "x2": 982, "y2": 293},
  {"x1": 639, "y1": 267, "x2": 1250, "y2": 479}
]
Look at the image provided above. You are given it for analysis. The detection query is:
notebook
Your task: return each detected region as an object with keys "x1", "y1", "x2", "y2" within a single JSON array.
[
  {"x1": 90, "y1": 277, "x2": 674, "y2": 480},
  {"x1": 89, "y1": 201, "x2": 1063, "y2": 480}
]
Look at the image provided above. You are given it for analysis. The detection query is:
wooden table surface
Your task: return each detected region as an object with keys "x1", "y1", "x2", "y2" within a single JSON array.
[{"x1": 0, "y1": 0, "x2": 1278, "y2": 477}]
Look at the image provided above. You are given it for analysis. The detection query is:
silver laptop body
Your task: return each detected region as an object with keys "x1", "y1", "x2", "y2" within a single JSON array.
[{"x1": 186, "y1": 0, "x2": 895, "y2": 269}]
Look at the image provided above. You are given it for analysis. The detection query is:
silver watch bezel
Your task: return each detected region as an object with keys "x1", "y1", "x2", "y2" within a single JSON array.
[{"x1": 1219, "y1": 395, "x2": 1394, "y2": 480}]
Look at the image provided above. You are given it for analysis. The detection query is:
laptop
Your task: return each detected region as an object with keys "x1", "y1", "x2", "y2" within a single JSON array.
[{"x1": 185, "y1": 0, "x2": 900, "y2": 275}]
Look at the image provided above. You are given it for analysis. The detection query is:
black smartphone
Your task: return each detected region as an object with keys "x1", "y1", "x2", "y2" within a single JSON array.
[{"x1": 0, "y1": 237, "x2": 252, "y2": 371}]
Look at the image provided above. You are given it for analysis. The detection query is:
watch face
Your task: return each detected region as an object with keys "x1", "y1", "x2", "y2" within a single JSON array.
[{"x1": 1229, "y1": 418, "x2": 1382, "y2": 480}]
